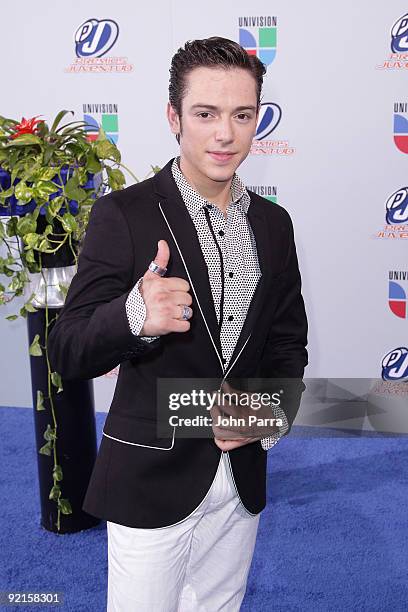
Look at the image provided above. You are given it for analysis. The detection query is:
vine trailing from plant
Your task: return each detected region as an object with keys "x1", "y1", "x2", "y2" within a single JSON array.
[{"x1": 0, "y1": 109, "x2": 160, "y2": 531}]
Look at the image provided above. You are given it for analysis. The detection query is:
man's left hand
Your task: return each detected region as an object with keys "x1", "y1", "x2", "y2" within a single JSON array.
[{"x1": 210, "y1": 380, "x2": 279, "y2": 451}]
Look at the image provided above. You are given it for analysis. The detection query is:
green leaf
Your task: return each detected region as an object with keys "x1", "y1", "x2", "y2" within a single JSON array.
[
  {"x1": 37, "y1": 238, "x2": 51, "y2": 252},
  {"x1": 25, "y1": 248, "x2": 36, "y2": 263},
  {"x1": 29, "y1": 333, "x2": 42, "y2": 356},
  {"x1": 14, "y1": 181, "x2": 34, "y2": 204},
  {"x1": 85, "y1": 151, "x2": 102, "y2": 174},
  {"x1": 64, "y1": 174, "x2": 85, "y2": 201},
  {"x1": 50, "y1": 110, "x2": 74, "y2": 134},
  {"x1": 60, "y1": 212, "x2": 77, "y2": 233},
  {"x1": 53, "y1": 465, "x2": 63, "y2": 482},
  {"x1": 33, "y1": 180, "x2": 59, "y2": 200},
  {"x1": 7, "y1": 270, "x2": 25, "y2": 293},
  {"x1": 96, "y1": 126, "x2": 108, "y2": 142},
  {"x1": 5, "y1": 314, "x2": 18, "y2": 321},
  {"x1": 39, "y1": 440, "x2": 53, "y2": 456},
  {"x1": 33, "y1": 167, "x2": 59, "y2": 181},
  {"x1": 95, "y1": 138, "x2": 121, "y2": 163},
  {"x1": 49, "y1": 484, "x2": 61, "y2": 501},
  {"x1": 4, "y1": 133, "x2": 42, "y2": 147},
  {"x1": 6, "y1": 217, "x2": 18, "y2": 237},
  {"x1": 44, "y1": 423, "x2": 57, "y2": 441},
  {"x1": 23, "y1": 233, "x2": 40, "y2": 248},
  {"x1": 45, "y1": 197, "x2": 63, "y2": 221},
  {"x1": 58, "y1": 498, "x2": 72, "y2": 515},
  {"x1": 43, "y1": 144, "x2": 55, "y2": 166},
  {"x1": 106, "y1": 167, "x2": 126, "y2": 191},
  {"x1": 51, "y1": 371, "x2": 63, "y2": 393},
  {"x1": 0, "y1": 186, "x2": 14, "y2": 202},
  {"x1": 36, "y1": 389, "x2": 45, "y2": 411},
  {"x1": 17, "y1": 214, "x2": 37, "y2": 237},
  {"x1": 57, "y1": 282, "x2": 69, "y2": 298},
  {"x1": 24, "y1": 301, "x2": 38, "y2": 313}
]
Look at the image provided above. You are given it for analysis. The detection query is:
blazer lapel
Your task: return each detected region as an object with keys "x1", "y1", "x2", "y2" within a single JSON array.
[
  {"x1": 153, "y1": 160, "x2": 271, "y2": 376},
  {"x1": 153, "y1": 162, "x2": 224, "y2": 370}
]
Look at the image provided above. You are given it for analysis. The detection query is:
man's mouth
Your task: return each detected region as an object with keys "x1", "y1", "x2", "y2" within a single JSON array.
[{"x1": 208, "y1": 152, "x2": 236, "y2": 162}]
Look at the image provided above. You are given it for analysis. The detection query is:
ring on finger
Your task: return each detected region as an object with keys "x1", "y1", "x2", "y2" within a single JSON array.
[{"x1": 180, "y1": 304, "x2": 192, "y2": 321}]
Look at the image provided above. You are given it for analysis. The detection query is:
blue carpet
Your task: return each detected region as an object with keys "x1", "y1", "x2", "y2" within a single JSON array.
[{"x1": 0, "y1": 406, "x2": 407, "y2": 611}]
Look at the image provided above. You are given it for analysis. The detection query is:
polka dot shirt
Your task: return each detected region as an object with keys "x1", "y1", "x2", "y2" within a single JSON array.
[{"x1": 125, "y1": 157, "x2": 288, "y2": 450}]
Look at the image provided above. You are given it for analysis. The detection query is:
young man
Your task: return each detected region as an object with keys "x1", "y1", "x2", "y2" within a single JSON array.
[{"x1": 48, "y1": 37, "x2": 308, "y2": 611}]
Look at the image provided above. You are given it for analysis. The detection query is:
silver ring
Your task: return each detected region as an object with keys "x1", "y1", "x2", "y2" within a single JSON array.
[
  {"x1": 181, "y1": 305, "x2": 192, "y2": 320},
  {"x1": 149, "y1": 261, "x2": 167, "y2": 277}
]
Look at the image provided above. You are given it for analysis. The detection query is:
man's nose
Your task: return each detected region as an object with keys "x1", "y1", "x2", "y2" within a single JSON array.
[{"x1": 214, "y1": 118, "x2": 234, "y2": 142}]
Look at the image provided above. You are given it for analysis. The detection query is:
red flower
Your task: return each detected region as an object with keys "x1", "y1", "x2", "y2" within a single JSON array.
[{"x1": 10, "y1": 115, "x2": 44, "y2": 140}]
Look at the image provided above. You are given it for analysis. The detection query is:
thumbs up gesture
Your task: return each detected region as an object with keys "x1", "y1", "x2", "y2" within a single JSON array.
[{"x1": 139, "y1": 240, "x2": 193, "y2": 336}]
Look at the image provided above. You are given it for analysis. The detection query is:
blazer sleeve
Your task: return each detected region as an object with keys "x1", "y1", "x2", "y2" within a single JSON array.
[
  {"x1": 258, "y1": 209, "x2": 308, "y2": 435},
  {"x1": 47, "y1": 191, "x2": 160, "y2": 381}
]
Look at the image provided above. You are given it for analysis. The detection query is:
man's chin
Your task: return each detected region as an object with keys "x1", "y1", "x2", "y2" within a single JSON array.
[{"x1": 204, "y1": 163, "x2": 238, "y2": 183}]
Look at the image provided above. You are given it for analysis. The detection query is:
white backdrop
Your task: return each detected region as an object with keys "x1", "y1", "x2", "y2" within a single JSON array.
[{"x1": 0, "y1": 1, "x2": 407, "y2": 416}]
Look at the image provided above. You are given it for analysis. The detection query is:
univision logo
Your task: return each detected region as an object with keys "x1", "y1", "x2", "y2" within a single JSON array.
[
  {"x1": 393, "y1": 102, "x2": 408, "y2": 153},
  {"x1": 83, "y1": 103, "x2": 119, "y2": 144},
  {"x1": 75, "y1": 19, "x2": 119, "y2": 58},
  {"x1": 388, "y1": 271, "x2": 408, "y2": 319},
  {"x1": 238, "y1": 16, "x2": 277, "y2": 67},
  {"x1": 246, "y1": 184, "x2": 277, "y2": 203}
]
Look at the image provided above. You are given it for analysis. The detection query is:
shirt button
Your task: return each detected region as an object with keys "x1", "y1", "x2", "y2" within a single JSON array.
[
  {"x1": 228, "y1": 315, "x2": 234, "y2": 321},
  {"x1": 218, "y1": 230, "x2": 225, "y2": 236},
  {"x1": 228, "y1": 272, "x2": 234, "y2": 278}
]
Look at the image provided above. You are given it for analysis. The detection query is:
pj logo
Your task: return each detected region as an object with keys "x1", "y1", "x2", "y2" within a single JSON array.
[
  {"x1": 75, "y1": 18, "x2": 119, "y2": 58},
  {"x1": 382, "y1": 347, "x2": 408, "y2": 381}
]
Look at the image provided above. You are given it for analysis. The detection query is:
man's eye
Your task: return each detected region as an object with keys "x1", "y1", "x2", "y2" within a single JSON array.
[
  {"x1": 198, "y1": 112, "x2": 211, "y2": 118},
  {"x1": 237, "y1": 113, "x2": 250, "y2": 120}
]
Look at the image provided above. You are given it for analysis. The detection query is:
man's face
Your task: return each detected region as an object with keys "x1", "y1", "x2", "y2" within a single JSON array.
[{"x1": 167, "y1": 66, "x2": 258, "y2": 184}]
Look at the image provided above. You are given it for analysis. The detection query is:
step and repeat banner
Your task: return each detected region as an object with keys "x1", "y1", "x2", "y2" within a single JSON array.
[{"x1": 0, "y1": 1, "x2": 407, "y2": 422}]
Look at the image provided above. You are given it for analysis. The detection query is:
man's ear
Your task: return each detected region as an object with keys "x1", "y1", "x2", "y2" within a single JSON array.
[{"x1": 167, "y1": 102, "x2": 181, "y2": 135}]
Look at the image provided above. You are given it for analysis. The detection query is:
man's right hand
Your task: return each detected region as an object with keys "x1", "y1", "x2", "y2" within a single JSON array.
[{"x1": 139, "y1": 240, "x2": 193, "y2": 336}]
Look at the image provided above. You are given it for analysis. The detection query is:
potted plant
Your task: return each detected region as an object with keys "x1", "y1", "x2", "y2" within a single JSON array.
[{"x1": 0, "y1": 110, "x2": 158, "y2": 533}]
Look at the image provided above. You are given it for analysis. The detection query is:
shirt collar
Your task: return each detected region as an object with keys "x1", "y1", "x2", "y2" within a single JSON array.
[{"x1": 171, "y1": 156, "x2": 251, "y2": 220}]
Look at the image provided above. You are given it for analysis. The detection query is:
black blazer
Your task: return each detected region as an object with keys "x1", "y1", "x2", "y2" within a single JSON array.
[{"x1": 47, "y1": 158, "x2": 308, "y2": 528}]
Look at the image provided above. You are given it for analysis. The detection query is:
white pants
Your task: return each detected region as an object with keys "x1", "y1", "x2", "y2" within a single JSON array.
[{"x1": 107, "y1": 452, "x2": 261, "y2": 611}]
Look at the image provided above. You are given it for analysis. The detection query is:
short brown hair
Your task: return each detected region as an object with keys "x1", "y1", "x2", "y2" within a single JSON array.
[{"x1": 169, "y1": 36, "x2": 266, "y2": 143}]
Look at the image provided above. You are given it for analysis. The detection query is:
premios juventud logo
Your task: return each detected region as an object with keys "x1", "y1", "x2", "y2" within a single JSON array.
[
  {"x1": 374, "y1": 187, "x2": 408, "y2": 240},
  {"x1": 65, "y1": 18, "x2": 133, "y2": 73},
  {"x1": 382, "y1": 347, "x2": 408, "y2": 382},
  {"x1": 377, "y1": 13, "x2": 408, "y2": 70},
  {"x1": 250, "y1": 102, "x2": 295, "y2": 156}
]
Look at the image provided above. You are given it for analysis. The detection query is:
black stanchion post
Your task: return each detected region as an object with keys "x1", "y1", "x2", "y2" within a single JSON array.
[{"x1": 27, "y1": 308, "x2": 100, "y2": 533}]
